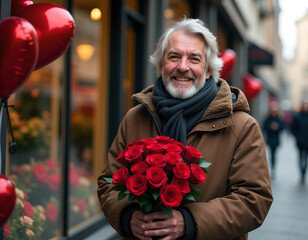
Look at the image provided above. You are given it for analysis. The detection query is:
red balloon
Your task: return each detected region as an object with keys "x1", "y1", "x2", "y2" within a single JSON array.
[
  {"x1": 243, "y1": 74, "x2": 262, "y2": 101},
  {"x1": 14, "y1": 3, "x2": 75, "y2": 70},
  {"x1": 0, "y1": 17, "x2": 39, "y2": 99},
  {"x1": 11, "y1": 0, "x2": 33, "y2": 16},
  {"x1": 219, "y1": 49, "x2": 237, "y2": 81},
  {"x1": 0, "y1": 175, "x2": 16, "y2": 228}
]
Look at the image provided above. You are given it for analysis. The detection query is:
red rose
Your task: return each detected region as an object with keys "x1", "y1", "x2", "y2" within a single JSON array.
[
  {"x1": 146, "y1": 154, "x2": 166, "y2": 168},
  {"x1": 142, "y1": 138, "x2": 158, "y2": 146},
  {"x1": 125, "y1": 145, "x2": 144, "y2": 164},
  {"x1": 76, "y1": 199, "x2": 87, "y2": 215},
  {"x1": 172, "y1": 178, "x2": 191, "y2": 195},
  {"x1": 46, "y1": 173, "x2": 61, "y2": 191},
  {"x1": 159, "y1": 184, "x2": 183, "y2": 208},
  {"x1": 4, "y1": 224, "x2": 9, "y2": 238},
  {"x1": 182, "y1": 145, "x2": 202, "y2": 163},
  {"x1": 164, "y1": 143, "x2": 183, "y2": 154},
  {"x1": 173, "y1": 162, "x2": 190, "y2": 179},
  {"x1": 128, "y1": 139, "x2": 144, "y2": 146},
  {"x1": 131, "y1": 161, "x2": 149, "y2": 175},
  {"x1": 165, "y1": 152, "x2": 182, "y2": 170},
  {"x1": 32, "y1": 163, "x2": 47, "y2": 182},
  {"x1": 146, "y1": 167, "x2": 168, "y2": 188},
  {"x1": 45, "y1": 203, "x2": 58, "y2": 223},
  {"x1": 22, "y1": 201, "x2": 34, "y2": 218},
  {"x1": 189, "y1": 163, "x2": 206, "y2": 184},
  {"x1": 146, "y1": 143, "x2": 165, "y2": 154},
  {"x1": 126, "y1": 174, "x2": 148, "y2": 196},
  {"x1": 116, "y1": 150, "x2": 129, "y2": 165},
  {"x1": 112, "y1": 167, "x2": 130, "y2": 186},
  {"x1": 156, "y1": 136, "x2": 174, "y2": 144}
]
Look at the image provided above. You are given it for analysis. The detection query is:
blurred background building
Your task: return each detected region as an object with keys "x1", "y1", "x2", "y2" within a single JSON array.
[
  {"x1": 0, "y1": 0, "x2": 285, "y2": 239},
  {"x1": 286, "y1": 11, "x2": 308, "y2": 110}
]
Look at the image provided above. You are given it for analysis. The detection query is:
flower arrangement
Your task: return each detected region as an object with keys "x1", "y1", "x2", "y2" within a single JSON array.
[
  {"x1": 9, "y1": 109, "x2": 50, "y2": 154},
  {"x1": 5, "y1": 158, "x2": 99, "y2": 239},
  {"x1": 104, "y1": 136, "x2": 211, "y2": 217}
]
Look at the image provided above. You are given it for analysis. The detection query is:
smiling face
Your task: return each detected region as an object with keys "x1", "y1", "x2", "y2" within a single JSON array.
[{"x1": 160, "y1": 30, "x2": 212, "y2": 99}]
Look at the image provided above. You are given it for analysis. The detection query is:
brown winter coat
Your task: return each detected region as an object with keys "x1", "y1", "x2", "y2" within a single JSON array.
[{"x1": 97, "y1": 79, "x2": 273, "y2": 240}]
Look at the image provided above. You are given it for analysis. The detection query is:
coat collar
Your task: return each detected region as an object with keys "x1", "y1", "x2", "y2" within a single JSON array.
[{"x1": 132, "y1": 79, "x2": 250, "y2": 118}]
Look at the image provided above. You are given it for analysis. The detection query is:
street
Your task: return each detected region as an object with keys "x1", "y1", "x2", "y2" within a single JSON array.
[{"x1": 249, "y1": 131, "x2": 308, "y2": 239}]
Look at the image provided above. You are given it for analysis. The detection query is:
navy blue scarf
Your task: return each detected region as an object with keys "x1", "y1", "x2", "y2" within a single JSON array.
[{"x1": 152, "y1": 76, "x2": 218, "y2": 145}]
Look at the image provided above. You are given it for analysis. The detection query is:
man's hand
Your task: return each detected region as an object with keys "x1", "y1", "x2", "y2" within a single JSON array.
[{"x1": 130, "y1": 209, "x2": 185, "y2": 240}]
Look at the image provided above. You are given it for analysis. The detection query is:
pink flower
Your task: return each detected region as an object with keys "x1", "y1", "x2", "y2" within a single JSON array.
[
  {"x1": 45, "y1": 203, "x2": 58, "y2": 223},
  {"x1": 76, "y1": 199, "x2": 87, "y2": 215},
  {"x1": 46, "y1": 173, "x2": 61, "y2": 191},
  {"x1": 22, "y1": 201, "x2": 34, "y2": 218},
  {"x1": 32, "y1": 163, "x2": 47, "y2": 182}
]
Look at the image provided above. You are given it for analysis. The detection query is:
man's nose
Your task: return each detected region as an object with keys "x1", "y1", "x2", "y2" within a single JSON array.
[{"x1": 177, "y1": 59, "x2": 189, "y2": 72}]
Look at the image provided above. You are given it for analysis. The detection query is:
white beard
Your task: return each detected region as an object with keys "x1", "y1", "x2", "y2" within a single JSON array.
[
  {"x1": 165, "y1": 82, "x2": 199, "y2": 99},
  {"x1": 163, "y1": 72, "x2": 207, "y2": 99}
]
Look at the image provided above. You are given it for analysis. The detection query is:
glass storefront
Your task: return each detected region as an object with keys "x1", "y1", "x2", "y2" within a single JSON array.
[{"x1": 5, "y1": 0, "x2": 106, "y2": 239}]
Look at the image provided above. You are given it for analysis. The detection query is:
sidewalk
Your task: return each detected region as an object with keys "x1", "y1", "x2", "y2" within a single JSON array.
[{"x1": 249, "y1": 131, "x2": 308, "y2": 239}]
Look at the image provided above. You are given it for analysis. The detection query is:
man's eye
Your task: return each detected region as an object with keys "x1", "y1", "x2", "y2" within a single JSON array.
[
  {"x1": 191, "y1": 58, "x2": 201, "y2": 63},
  {"x1": 169, "y1": 55, "x2": 179, "y2": 60}
]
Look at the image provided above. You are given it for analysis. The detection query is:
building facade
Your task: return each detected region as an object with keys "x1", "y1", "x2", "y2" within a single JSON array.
[
  {"x1": 287, "y1": 12, "x2": 308, "y2": 109},
  {"x1": 0, "y1": 0, "x2": 281, "y2": 239}
]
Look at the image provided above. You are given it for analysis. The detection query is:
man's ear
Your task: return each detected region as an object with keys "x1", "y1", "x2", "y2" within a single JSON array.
[{"x1": 206, "y1": 68, "x2": 212, "y2": 79}]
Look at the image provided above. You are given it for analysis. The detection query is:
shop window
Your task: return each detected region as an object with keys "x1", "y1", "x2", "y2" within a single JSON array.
[
  {"x1": 5, "y1": 0, "x2": 108, "y2": 239},
  {"x1": 165, "y1": 0, "x2": 191, "y2": 26}
]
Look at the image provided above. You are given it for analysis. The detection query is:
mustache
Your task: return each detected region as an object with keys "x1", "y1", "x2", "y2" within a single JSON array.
[{"x1": 169, "y1": 71, "x2": 195, "y2": 80}]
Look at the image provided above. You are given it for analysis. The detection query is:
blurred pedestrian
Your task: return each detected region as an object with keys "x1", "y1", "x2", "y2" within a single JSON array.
[
  {"x1": 263, "y1": 106, "x2": 285, "y2": 179},
  {"x1": 290, "y1": 101, "x2": 308, "y2": 184}
]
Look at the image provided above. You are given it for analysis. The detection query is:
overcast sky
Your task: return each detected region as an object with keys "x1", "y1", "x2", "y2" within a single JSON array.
[{"x1": 279, "y1": 0, "x2": 308, "y2": 60}]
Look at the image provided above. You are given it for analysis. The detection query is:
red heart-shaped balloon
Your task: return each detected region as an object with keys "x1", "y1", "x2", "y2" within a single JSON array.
[
  {"x1": 243, "y1": 74, "x2": 262, "y2": 101},
  {"x1": 11, "y1": 0, "x2": 33, "y2": 15},
  {"x1": 219, "y1": 49, "x2": 237, "y2": 81},
  {"x1": 14, "y1": 3, "x2": 75, "y2": 70},
  {"x1": 0, "y1": 175, "x2": 16, "y2": 228},
  {"x1": 0, "y1": 17, "x2": 38, "y2": 99}
]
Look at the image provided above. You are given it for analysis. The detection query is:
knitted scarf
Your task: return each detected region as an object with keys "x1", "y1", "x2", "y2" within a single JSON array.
[{"x1": 152, "y1": 76, "x2": 218, "y2": 145}]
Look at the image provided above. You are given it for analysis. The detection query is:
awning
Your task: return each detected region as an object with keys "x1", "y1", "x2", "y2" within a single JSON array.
[{"x1": 248, "y1": 42, "x2": 274, "y2": 66}]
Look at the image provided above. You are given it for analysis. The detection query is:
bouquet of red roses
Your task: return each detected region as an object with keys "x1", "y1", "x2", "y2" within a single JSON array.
[{"x1": 104, "y1": 136, "x2": 211, "y2": 217}]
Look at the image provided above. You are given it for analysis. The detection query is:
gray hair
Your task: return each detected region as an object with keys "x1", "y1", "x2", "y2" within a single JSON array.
[{"x1": 149, "y1": 18, "x2": 223, "y2": 81}]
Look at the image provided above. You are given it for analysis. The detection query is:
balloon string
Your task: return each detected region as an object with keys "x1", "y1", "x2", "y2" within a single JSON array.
[{"x1": 1, "y1": 100, "x2": 16, "y2": 154}]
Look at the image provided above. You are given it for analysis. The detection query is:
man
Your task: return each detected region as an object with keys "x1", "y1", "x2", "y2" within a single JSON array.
[
  {"x1": 290, "y1": 101, "x2": 308, "y2": 184},
  {"x1": 97, "y1": 18, "x2": 273, "y2": 240}
]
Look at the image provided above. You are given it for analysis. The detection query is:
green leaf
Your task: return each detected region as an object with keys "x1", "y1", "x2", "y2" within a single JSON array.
[
  {"x1": 151, "y1": 190, "x2": 160, "y2": 200},
  {"x1": 190, "y1": 187, "x2": 202, "y2": 197},
  {"x1": 103, "y1": 177, "x2": 113, "y2": 184},
  {"x1": 196, "y1": 158, "x2": 211, "y2": 168},
  {"x1": 113, "y1": 185, "x2": 126, "y2": 191},
  {"x1": 161, "y1": 206, "x2": 173, "y2": 218},
  {"x1": 136, "y1": 195, "x2": 150, "y2": 207},
  {"x1": 118, "y1": 191, "x2": 127, "y2": 201},
  {"x1": 128, "y1": 195, "x2": 136, "y2": 201},
  {"x1": 143, "y1": 201, "x2": 153, "y2": 213},
  {"x1": 184, "y1": 193, "x2": 196, "y2": 201}
]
